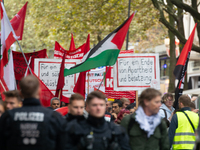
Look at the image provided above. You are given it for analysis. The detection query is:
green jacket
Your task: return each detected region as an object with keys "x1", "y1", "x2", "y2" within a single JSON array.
[{"x1": 121, "y1": 113, "x2": 170, "y2": 150}]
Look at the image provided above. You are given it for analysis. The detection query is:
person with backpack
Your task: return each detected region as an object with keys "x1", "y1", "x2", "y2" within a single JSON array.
[
  {"x1": 121, "y1": 88, "x2": 169, "y2": 150},
  {"x1": 158, "y1": 93, "x2": 175, "y2": 127}
]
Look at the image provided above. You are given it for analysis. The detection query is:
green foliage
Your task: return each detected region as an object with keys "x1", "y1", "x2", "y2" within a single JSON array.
[{"x1": 5, "y1": 0, "x2": 166, "y2": 52}]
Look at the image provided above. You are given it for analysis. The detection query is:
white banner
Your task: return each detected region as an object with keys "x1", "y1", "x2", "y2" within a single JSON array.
[
  {"x1": 114, "y1": 53, "x2": 160, "y2": 91},
  {"x1": 34, "y1": 59, "x2": 80, "y2": 97}
]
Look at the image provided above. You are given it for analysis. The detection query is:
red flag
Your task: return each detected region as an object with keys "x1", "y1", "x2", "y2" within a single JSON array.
[
  {"x1": 55, "y1": 106, "x2": 68, "y2": 116},
  {"x1": 10, "y1": 2, "x2": 27, "y2": 40},
  {"x1": 73, "y1": 34, "x2": 90, "y2": 97},
  {"x1": 55, "y1": 52, "x2": 66, "y2": 100},
  {"x1": 13, "y1": 49, "x2": 47, "y2": 81},
  {"x1": 27, "y1": 69, "x2": 54, "y2": 107},
  {"x1": 69, "y1": 33, "x2": 76, "y2": 51}
]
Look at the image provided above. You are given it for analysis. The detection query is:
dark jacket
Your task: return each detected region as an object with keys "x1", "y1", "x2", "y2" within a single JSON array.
[
  {"x1": 65, "y1": 115, "x2": 131, "y2": 150},
  {"x1": 65, "y1": 113, "x2": 85, "y2": 123},
  {"x1": 0, "y1": 98, "x2": 67, "y2": 150},
  {"x1": 121, "y1": 113, "x2": 169, "y2": 150}
]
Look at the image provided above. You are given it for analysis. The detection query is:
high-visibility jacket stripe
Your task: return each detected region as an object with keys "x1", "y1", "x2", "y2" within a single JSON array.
[
  {"x1": 173, "y1": 141, "x2": 195, "y2": 144},
  {"x1": 175, "y1": 133, "x2": 195, "y2": 136}
]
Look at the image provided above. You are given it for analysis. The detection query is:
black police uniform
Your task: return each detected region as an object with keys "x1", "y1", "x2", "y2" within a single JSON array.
[
  {"x1": 0, "y1": 98, "x2": 67, "y2": 150},
  {"x1": 65, "y1": 115, "x2": 131, "y2": 150},
  {"x1": 65, "y1": 113, "x2": 85, "y2": 123}
]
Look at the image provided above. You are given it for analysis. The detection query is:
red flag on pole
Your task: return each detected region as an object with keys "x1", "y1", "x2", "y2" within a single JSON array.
[
  {"x1": 10, "y1": 2, "x2": 28, "y2": 40},
  {"x1": 69, "y1": 33, "x2": 76, "y2": 51},
  {"x1": 73, "y1": 34, "x2": 90, "y2": 97},
  {"x1": 173, "y1": 23, "x2": 197, "y2": 109},
  {"x1": 55, "y1": 52, "x2": 66, "y2": 100}
]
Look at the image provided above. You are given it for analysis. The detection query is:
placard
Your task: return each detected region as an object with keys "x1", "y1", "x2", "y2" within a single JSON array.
[
  {"x1": 85, "y1": 67, "x2": 106, "y2": 95},
  {"x1": 114, "y1": 53, "x2": 160, "y2": 91},
  {"x1": 34, "y1": 59, "x2": 80, "y2": 97}
]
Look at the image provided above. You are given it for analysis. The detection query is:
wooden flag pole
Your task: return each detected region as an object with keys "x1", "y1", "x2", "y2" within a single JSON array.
[
  {"x1": 97, "y1": 66, "x2": 110, "y2": 90},
  {"x1": 135, "y1": 91, "x2": 138, "y2": 109},
  {"x1": 87, "y1": 72, "x2": 90, "y2": 95},
  {"x1": 58, "y1": 89, "x2": 61, "y2": 99}
]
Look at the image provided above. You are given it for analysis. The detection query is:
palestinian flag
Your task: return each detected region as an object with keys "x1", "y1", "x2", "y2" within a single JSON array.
[
  {"x1": 173, "y1": 23, "x2": 197, "y2": 109},
  {"x1": 64, "y1": 12, "x2": 136, "y2": 76}
]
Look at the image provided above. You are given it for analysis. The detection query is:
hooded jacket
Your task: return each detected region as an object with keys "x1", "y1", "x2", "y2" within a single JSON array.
[{"x1": 158, "y1": 103, "x2": 175, "y2": 119}]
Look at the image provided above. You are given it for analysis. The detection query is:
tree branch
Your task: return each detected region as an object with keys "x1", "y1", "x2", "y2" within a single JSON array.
[
  {"x1": 151, "y1": 0, "x2": 200, "y2": 53},
  {"x1": 170, "y1": 0, "x2": 200, "y2": 20},
  {"x1": 159, "y1": 17, "x2": 200, "y2": 53},
  {"x1": 163, "y1": 8, "x2": 178, "y2": 22}
]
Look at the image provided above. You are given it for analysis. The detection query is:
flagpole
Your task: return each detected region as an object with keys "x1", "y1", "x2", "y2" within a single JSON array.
[
  {"x1": 125, "y1": 0, "x2": 131, "y2": 50},
  {"x1": 97, "y1": 66, "x2": 110, "y2": 90},
  {"x1": 87, "y1": 72, "x2": 90, "y2": 95}
]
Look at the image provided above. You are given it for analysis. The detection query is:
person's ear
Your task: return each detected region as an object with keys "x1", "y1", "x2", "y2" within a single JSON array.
[
  {"x1": 19, "y1": 101, "x2": 22, "y2": 107},
  {"x1": 144, "y1": 99, "x2": 149, "y2": 107}
]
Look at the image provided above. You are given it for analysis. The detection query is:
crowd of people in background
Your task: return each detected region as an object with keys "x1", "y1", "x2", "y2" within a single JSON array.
[{"x1": 0, "y1": 75, "x2": 199, "y2": 150}]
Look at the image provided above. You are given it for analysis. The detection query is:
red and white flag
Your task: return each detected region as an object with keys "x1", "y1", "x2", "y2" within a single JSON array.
[
  {"x1": 0, "y1": 2, "x2": 27, "y2": 94},
  {"x1": 0, "y1": 2, "x2": 17, "y2": 91}
]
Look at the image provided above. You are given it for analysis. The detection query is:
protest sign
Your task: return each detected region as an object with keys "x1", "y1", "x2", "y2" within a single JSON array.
[
  {"x1": 85, "y1": 67, "x2": 105, "y2": 95},
  {"x1": 34, "y1": 59, "x2": 80, "y2": 97},
  {"x1": 114, "y1": 53, "x2": 160, "y2": 91}
]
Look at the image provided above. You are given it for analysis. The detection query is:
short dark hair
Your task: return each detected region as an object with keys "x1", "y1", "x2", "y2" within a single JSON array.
[
  {"x1": 19, "y1": 75, "x2": 40, "y2": 98},
  {"x1": 126, "y1": 103, "x2": 136, "y2": 110},
  {"x1": 69, "y1": 93, "x2": 84, "y2": 104},
  {"x1": 189, "y1": 102, "x2": 196, "y2": 109},
  {"x1": 86, "y1": 91, "x2": 106, "y2": 104},
  {"x1": 3, "y1": 90, "x2": 22, "y2": 102},
  {"x1": 112, "y1": 100, "x2": 123, "y2": 108},
  {"x1": 179, "y1": 95, "x2": 191, "y2": 107},
  {"x1": 0, "y1": 100, "x2": 5, "y2": 110},
  {"x1": 139, "y1": 88, "x2": 162, "y2": 107}
]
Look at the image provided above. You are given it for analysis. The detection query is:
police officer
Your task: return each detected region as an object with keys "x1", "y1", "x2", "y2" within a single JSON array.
[
  {"x1": 0, "y1": 75, "x2": 67, "y2": 150},
  {"x1": 65, "y1": 93, "x2": 85, "y2": 122},
  {"x1": 65, "y1": 91, "x2": 131, "y2": 150}
]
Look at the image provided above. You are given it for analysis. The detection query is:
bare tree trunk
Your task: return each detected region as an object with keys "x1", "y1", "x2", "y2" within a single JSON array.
[
  {"x1": 192, "y1": 0, "x2": 200, "y2": 46},
  {"x1": 177, "y1": 0, "x2": 188, "y2": 90},
  {"x1": 168, "y1": 0, "x2": 176, "y2": 92}
]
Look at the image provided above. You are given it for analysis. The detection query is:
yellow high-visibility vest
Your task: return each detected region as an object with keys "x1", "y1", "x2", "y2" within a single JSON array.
[{"x1": 173, "y1": 111, "x2": 199, "y2": 150}]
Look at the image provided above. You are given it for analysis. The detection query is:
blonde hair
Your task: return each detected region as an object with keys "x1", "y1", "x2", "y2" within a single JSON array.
[{"x1": 162, "y1": 93, "x2": 174, "y2": 103}]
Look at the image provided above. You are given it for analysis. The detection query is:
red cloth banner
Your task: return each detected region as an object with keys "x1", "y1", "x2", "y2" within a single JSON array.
[
  {"x1": 13, "y1": 49, "x2": 47, "y2": 80},
  {"x1": 54, "y1": 41, "x2": 85, "y2": 59}
]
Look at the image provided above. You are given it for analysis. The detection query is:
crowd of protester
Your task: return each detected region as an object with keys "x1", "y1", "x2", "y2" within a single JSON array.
[{"x1": 0, "y1": 75, "x2": 199, "y2": 150}]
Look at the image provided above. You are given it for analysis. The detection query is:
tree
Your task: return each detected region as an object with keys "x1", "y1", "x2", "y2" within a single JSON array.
[
  {"x1": 151, "y1": 0, "x2": 200, "y2": 91},
  {"x1": 5, "y1": 0, "x2": 164, "y2": 52}
]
